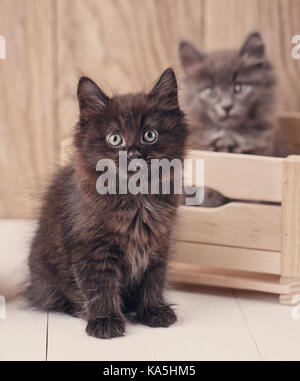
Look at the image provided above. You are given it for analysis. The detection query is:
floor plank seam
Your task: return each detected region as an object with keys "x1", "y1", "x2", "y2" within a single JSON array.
[
  {"x1": 233, "y1": 290, "x2": 264, "y2": 361},
  {"x1": 45, "y1": 313, "x2": 49, "y2": 361}
]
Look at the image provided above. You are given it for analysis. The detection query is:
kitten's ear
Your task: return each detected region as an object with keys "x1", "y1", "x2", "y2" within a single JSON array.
[
  {"x1": 179, "y1": 40, "x2": 205, "y2": 70},
  {"x1": 148, "y1": 68, "x2": 178, "y2": 109},
  {"x1": 77, "y1": 76, "x2": 110, "y2": 121},
  {"x1": 239, "y1": 31, "x2": 265, "y2": 59}
]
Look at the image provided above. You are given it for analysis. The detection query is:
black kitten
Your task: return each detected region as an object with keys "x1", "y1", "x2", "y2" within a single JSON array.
[{"x1": 25, "y1": 68, "x2": 188, "y2": 339}]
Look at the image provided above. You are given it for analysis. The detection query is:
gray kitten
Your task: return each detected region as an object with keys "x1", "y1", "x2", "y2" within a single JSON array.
[{"x1": 179, "y1": 32, "x2": 277, "y2": 156}]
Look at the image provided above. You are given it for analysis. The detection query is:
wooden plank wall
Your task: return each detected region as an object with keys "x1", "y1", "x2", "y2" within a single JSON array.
[
  {"x1": 0, "y1": 0, "x2": 58, "y2": 218},
  {"x1": 0, "y1": 0, "x2": 300, "y2": 218}
]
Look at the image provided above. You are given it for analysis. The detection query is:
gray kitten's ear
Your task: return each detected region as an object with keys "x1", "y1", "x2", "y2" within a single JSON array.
[
  {"x1": 148, "y1": 68, "x2": 178, "y2": 109},
  {"x1": 239, "y1": 31, "x2": 265, "y2": 59},
  {"x1": 179, "y1": 40, "x2": 205, "y2": 70},
  {"x1": 77, "y1": 76, "x2": 110, "y2": 121}
]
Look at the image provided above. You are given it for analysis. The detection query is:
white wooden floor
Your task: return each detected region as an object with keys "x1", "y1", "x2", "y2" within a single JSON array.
[{"x1": 1, "y1": 219, "x2": 300, "y2": 361}]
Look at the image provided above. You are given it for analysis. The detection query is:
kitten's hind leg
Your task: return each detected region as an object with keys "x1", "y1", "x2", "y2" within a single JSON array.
[{"x1": 24, "y1": 281, "x2": 79, "y2": 317}]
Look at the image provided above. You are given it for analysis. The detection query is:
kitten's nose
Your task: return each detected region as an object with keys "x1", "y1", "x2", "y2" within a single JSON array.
[
  {"x1": 223, "y1": 104, "x2": 233, "y2": 114},
  {"x1": 127, "y1": 148, "x2": 142, "y2": 160}
]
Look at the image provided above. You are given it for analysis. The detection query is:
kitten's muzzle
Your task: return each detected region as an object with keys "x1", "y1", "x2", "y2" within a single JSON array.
[
  {"x1": 127, "y1": 148, "x2": 142, "y2": 160},
  {"x1": 223, "y1": 104, "x2": 233, "y2": 114}
]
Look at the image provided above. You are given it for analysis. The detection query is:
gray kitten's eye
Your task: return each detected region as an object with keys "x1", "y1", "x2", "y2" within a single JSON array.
[
  {"x1": 234, "y1": 83, "x2": 245, "y2": 93},
  {"x1": 201, "y1": 87, "x2": 215, "y2": 98},
  {"x1": 142, "y1": 129, "x2": 158, "y2": 144},
  {"x1": 203, "y1": 87, "x2": 213, "y2": 96},
  {"x1": 107, "y1": 133, "x2": 124, "y2": 147}
]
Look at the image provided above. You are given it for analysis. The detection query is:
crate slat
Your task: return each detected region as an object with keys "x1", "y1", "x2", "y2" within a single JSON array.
[
  {"x1": 187, "y1": 150, "x2": 283, "y2": 202},
  {"x1": 281, "y1": 155, "x2": 300, "y2": 278},
  {"x1": 168, "y1": 263, "x2": 290, "y2": 295},
  {"x1": 173, "y1": 241, "x2": 281, "y2": 275},
  {"x1": 177, "y1": 203, "x2": 281, "y2": 252}
]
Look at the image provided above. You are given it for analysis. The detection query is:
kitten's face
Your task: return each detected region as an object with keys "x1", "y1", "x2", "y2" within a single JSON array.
[
  {"x1": 180, "y1": 32, "x2": 276, "y2": 128},
  {"x1": 75, "y1": 69, "x2": 187, "y2": 175}
]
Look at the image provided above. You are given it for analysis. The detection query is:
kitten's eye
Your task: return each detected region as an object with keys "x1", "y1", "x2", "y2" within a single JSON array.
[
  {"x1": 142, "y1": 129, "x2": 158, "y2": 144},
  {"x1": 201, "y1": 87, "x2": 215, "y2": 98},
  {"x1": 234, "y1": 83, "x2": 245, "y2": 93},
  {"x1": 107, "y1": 133, "x2": 124, "y2": 147}
]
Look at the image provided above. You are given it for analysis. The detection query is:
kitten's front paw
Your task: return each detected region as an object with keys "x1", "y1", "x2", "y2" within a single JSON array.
[
  {"x1": 136, "y1": 304, "x2": 177, "y2": 328},
  {"x1": 215, "y1": 137, "x2": 236, "y2": 152},
  {"x1": 86, "y1": 315, "x2": 125, "y2": 339}
]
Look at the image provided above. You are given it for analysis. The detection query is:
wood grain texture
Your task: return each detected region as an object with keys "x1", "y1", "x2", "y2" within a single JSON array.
[
  {"x1": 281, "y1": 155, "x2": 300, "y2": 278},
  {"x1": 187, "y1": 149, "x2": 283, "y2": 202},
  {"x1": 168, "y1": 263, "x2": 291, "y2": 295},
  {"x1": 176, "y1": 203, "x2": 281, "y2": 251},
  {"x1": 0, "y1": 0, "x2": 58, "y2": 218},
  {"x1": 279, "y1": 276, "x2": 300, "y2": 304},
  {"x1": 56, "y1": 0, "x2": 204, "y2": 139},
  {"x1": 173, "y1": 241, "x2": 281, "y2": 274}
]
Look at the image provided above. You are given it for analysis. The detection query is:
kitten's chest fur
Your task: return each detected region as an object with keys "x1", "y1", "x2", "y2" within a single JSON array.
[
  {"x1": 112, "y1": 198, "x2": 174, "y2": 281},
  {"x1": 72, "y1": 192, "x2": 175, "y2": 282}
]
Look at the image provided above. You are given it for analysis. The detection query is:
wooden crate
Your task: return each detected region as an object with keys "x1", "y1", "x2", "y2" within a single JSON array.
[{"x1": 60, "y1": 112, "x2": 300, "y2": 305}]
